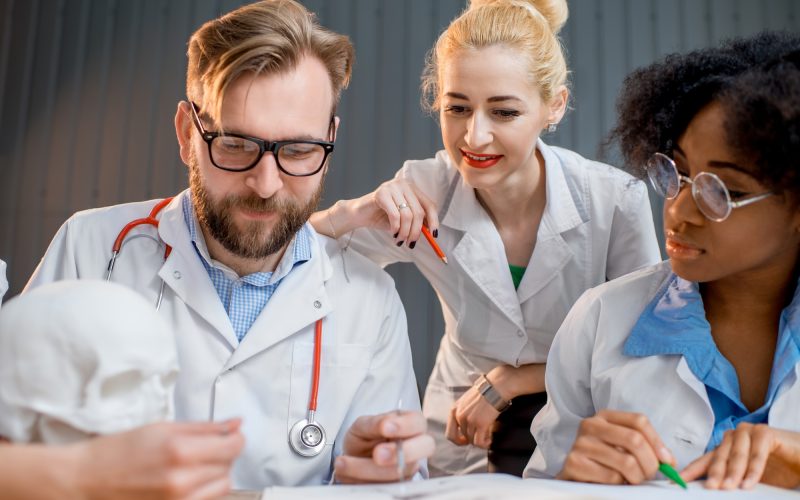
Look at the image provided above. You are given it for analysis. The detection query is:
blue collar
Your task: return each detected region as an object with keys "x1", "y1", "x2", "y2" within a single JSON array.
[{"x1": 624, "y1": 272, "x2": 800, "y2": 414}]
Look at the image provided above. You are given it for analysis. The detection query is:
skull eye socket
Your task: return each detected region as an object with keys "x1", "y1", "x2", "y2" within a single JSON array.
[{"x1": 99, "y1": 370, "x2": 146, "y2": 400}]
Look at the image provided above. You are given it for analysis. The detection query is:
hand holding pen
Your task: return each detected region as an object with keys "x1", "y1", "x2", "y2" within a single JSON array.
[
  {"x1": 558, "y1": 409, "x2": 683, "y2": 487},
  {"x1": 334, "y1": 409, "x2": 435, "y2": 484}
]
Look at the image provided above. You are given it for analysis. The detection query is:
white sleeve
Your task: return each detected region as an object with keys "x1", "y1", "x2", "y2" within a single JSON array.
[
  {"x1": 606, "y1": 180, "x2": 661, "y2": 280},
  {"x1": 332, "y1": 283, "x2": 427, "y2": 478},
  {"x1": 524, "y1": 288, "x2": 602, "y2": 478},
  {"x1": 0, "y1": 260, "x2": 7, "y2": 306},
  {"x1": 24, "y1": 219, "x2": 80, "y2": 292}
]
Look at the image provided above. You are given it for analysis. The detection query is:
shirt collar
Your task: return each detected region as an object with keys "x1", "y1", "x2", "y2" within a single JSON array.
[
  {"x1": 181, "y1": 193, "x2": 312, "y2": 284},
  {"x1": 624, "y1": 271, "x2": 800, "y2": 406}
]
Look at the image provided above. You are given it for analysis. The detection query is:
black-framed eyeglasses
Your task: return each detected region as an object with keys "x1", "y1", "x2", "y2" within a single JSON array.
[
  {"x1": 189, "y1": 101, "x2": 335, "y2": 176},
  {"x1": 646, "y1": 152, "x2": 773, "y2": 222}
]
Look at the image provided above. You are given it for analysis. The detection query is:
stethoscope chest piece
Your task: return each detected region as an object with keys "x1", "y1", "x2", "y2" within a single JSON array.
[{"x1": 289, "y1": 416, "x2": 326, "y2": 457}]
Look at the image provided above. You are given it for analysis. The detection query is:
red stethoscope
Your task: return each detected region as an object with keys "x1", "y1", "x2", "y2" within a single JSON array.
[
  {"x1": 105, "y1": 197, "x2": 327, "y2": 456},
  {"x1": 105, "y1": 197, "x2": 174, "y2": 310}
]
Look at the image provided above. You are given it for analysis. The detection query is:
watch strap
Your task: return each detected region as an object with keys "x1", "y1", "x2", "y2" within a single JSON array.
[{"x1": 476, "y1": 374, "x2": 512, "y2": 412}]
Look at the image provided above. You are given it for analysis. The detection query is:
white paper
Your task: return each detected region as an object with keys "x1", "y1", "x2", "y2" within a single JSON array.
[{"x1": 263, "y1": 474, "x2": 800, "y2": 500}]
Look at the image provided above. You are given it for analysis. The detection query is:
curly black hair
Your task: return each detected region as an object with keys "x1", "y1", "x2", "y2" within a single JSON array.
[{"x1": 608, "y1": 31, "x2": 800, "y2": 197}]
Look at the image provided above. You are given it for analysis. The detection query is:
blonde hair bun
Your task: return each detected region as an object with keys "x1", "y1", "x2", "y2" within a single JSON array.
[{"x1": 469, "y1": 0, "x2": 568, "y2": 34}]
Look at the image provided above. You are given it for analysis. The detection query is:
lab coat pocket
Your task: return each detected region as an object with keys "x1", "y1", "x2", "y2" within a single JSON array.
[{"x1": 287, "y1": 341, "x2": 371, "y2": 443}]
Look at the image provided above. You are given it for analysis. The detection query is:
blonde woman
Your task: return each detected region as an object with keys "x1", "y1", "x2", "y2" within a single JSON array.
[{"x1": 311, "y1": 0, "x2": 659, "y2": 476}]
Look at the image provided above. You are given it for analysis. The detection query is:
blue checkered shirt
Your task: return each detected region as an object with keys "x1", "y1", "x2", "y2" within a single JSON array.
[{"x1": 182, "y1": 194, "x2": 312, "y2": 342}]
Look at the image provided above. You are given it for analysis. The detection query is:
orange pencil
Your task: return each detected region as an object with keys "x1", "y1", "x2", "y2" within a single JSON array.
[{"x1": 421, "y1": 225, "x2": 448, "y2": 265}]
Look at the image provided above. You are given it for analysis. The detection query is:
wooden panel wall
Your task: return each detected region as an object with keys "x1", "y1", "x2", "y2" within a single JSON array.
[{"x1": 1, "y1": 0, "x2": 797, "y2": 388}]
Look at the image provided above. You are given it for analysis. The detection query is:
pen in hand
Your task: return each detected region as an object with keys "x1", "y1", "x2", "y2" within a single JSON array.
[
  {"x1": 659, "y1": 462, "x2": 688, "y2": 489},
  {"x1": 396, "y1": 399, "x2": 405, "y2": 482},
  {"x1": 421, "y1": 226, "x2": 447, "y2": 264}
]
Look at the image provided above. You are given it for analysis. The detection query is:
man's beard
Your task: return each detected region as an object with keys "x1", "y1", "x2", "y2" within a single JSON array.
[{"x1": 188, "y1": 154, "x2": 324, "y2": 260}]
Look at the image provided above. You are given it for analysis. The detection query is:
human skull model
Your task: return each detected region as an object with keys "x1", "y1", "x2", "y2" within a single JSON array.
[{"x1": 0, "y1": 280, "x2": 179, "y2": 444}]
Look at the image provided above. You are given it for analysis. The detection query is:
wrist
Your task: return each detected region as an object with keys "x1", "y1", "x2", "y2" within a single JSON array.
[
  {"x1": 50, "y1": 442, "x2": 92, "y2": 500},
  {"x1": 475, "y1": 374, "x2": 511, "y2": 412},
  {"x1": 486, "y1": 366, "x2": 517, "y2": 401}
]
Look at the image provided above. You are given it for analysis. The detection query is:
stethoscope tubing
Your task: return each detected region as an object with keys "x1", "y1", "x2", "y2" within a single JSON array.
[
  {"x1": 106, "y1": 196, "x2": 327, "y2": 455},
  {"x1": 105, "y1": 197, "x2": 174, "y2": 310}
]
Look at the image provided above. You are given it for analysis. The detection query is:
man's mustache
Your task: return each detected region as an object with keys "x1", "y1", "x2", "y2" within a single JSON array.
[{"x1": 223, "y1": 195, "x2": 290, "y2": 213}]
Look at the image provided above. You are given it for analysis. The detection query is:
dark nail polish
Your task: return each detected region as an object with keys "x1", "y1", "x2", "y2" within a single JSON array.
[
  {"x1": 409, "y1": 241, "x2": 416, "y2": 249},
  {"x1": 393, "y1": 232, "x2": 399, "y2": 239},
  {"x1": 396, "y1": 240, "x2": 404, "y2": 247},
  {"x1": 432, "y1": 229, "x2": 439, "y2": 238}
]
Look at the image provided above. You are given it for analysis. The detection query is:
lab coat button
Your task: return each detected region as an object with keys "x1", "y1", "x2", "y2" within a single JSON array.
[
  {"x1": 313, "y1": 300, "x2": 322, "y2": 309},
  {"x1": 173, "y1": 270, "x2": 181, "y2": 279},
  {"x1": 517, "y1": 331, "x2": 524, "y2": 338}
]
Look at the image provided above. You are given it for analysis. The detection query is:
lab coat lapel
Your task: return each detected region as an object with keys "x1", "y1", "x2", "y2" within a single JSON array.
[
  {"x1": 517, "y1": 141, "x2": 582, "y2": 304},
  {"x1": 770, "y1": 363, "x2": 800, "y2": 424},
  {"x1": 223, "y1": 233, "x2": 334, "y2": 370},
  {"x1": 675, "y1": 356, "x2": 714, "y2": 410},
  {"x1": 156, "y1": 193, "x2": 239, "y2": 349},
  {"x1": 441, "y1": 173, "x2": 525, "y2": 331}
]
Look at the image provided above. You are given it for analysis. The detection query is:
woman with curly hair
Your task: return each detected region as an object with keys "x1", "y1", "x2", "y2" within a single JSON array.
[
  {"x1": 524, "y1": 31, "x2": 800, "y2": 490},
  {"x1": 310, "y1": 0, "x2": 660, "y2": 476}
]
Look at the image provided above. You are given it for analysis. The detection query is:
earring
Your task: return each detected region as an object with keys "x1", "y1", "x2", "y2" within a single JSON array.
[{"x1": 547, "y1": 123, "x2": 558, "y2": 133}]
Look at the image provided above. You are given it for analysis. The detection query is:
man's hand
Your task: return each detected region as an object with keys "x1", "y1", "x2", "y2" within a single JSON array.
[
  {"x1": 558, "y1": 410, "x2": 674, "y2": 485},
  {"x1": 334, "y1": 411, "x2": 435, "y2": 484},
  {"x1": 73, "y1": 419, "x2": 245, "y2": 500},
  {"x1": 682, "y1": 423, "x2": 800, "y2": 490}
]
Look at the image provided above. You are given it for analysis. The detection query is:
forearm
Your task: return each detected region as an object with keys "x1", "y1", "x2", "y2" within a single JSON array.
[
  {"x1": 310, "y1": 199, "x2": 370, "y2": 239},
  {"x1": 487, "y1": 363, "x2": 546, "y2": 401},
  {"x1": 0, "y1": 444, "x2": 83, "y2": 499}
]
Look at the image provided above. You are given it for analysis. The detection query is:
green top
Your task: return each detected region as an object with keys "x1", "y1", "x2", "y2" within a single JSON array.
[{"x1": 509, "y1": 264, "x2": 526, "y2": 290}]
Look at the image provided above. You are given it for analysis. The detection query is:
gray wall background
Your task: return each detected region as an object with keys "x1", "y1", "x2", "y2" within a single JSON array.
[{"x1": 1, "y1": 0, "x2": 798, "y2": 390}]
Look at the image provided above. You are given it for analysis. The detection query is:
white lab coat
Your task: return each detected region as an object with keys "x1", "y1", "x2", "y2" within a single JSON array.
[
  {"x1": 524, "y1": 261, "x2": 800, "y2": 478},
  {"x1": 25, "y1": 190, "x2": 421, "y2": 489},
  {"x1": 344, "y1": 139, "x2": 661, "y2": 474},
  {"x1": 0, "y1": 259, "x2": 7, "y2": 306}
]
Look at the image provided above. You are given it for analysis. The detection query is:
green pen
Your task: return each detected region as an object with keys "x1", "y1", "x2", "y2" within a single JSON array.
[{"x1": 659, "y1": 462, "x2": 688, "y2": 489}]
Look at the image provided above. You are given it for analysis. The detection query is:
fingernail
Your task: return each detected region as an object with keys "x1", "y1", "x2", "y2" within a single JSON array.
[
  {"x1": 396, "y1": 241, "x2": 404, "y2": 247},
  {"x1": 659, "y1": 447, "x2": 673, "y2": 464},
  {"x1": 742, "y1": 477, "x2": 755, "y2": 489},
  {"x1": 335, "y1": 457, "x2": 346, "y2": 472},
  {"x1": 384, "y1": 421, "x2": 399, "y2": 436},
  {"x1": 409, "y1": 241, "x2": 416, "y2": 249},
  {"x1": 432, "y1": 229, "x2": 438, "y2": 238},
  {"x1": 722, "y1": 478, "x2": 733, "y2": 489},
  {"x1": 393, "y1": 232, "x2": 399, "y2": 239},
  {"x1": 375, "y1": 445, "x2": 392, "y2": 462}
]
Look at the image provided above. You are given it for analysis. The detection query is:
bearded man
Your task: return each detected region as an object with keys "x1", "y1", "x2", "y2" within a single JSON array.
[{"x1": 23, "y1": 0, "x2": 432, "y2": 491}]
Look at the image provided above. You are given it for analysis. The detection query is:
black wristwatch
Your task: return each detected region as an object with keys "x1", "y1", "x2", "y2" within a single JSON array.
[{"x1": 475, "y1": 374, "x2": 512, "y2": 412}]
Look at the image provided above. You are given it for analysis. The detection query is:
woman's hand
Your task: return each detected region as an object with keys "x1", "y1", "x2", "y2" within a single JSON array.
[
  {"x1": 362, "y1": 178, "x2": 439, "y2": 246},
  {"x1": 682, "y1": 423, "x2": 800, "y2": 490},
  {"x1": 445, "y1": 364, "x2": 546, "y2": 449},
  {"x1": 445, "y1": 384, "x2": 500, "y2": 449},
  {"x1": 558, "y1": 410, "x2": 674, "y2": 485},
  {"x1": 311, "y1": 178, "x2": 439, "y2": 247}
]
